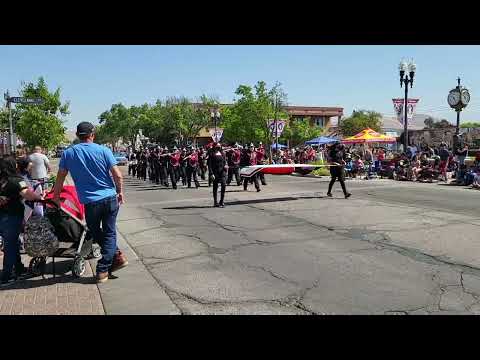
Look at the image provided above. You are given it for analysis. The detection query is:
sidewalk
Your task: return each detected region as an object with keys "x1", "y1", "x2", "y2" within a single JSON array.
[
  {"x1": 0, "y1": 159, "x2": 105, "y2": 315},
  {"x1": 0, "y1": 254, "x2": 104, "y2": 315}
]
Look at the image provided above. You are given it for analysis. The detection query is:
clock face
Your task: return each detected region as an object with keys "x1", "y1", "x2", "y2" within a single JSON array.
[
  {"x1": 448, "y1": 91, "x2": 461, "y2": 107},
  {"x1": 461, "y1": 89, "x2": 470, "y2": 105}
]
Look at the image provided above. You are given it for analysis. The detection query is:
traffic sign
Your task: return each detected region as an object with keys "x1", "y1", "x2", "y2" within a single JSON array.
[{"x1": 8, "y1": 97, "x2": 44, "y2": 105}]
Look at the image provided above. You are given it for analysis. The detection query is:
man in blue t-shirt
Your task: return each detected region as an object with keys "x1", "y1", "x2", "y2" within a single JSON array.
[{"x1": 53, "y1": 122, "x2": 128, "y2": 283}]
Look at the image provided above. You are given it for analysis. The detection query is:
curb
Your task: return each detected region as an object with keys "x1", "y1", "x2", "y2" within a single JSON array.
[{"x1": 89, "y1": 230, "x2": 180, "y2": 315}]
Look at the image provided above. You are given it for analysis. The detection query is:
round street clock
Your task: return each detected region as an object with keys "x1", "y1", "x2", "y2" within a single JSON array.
[
  {"x1": 448, "y1": 89, "x2": 461, "y2": 108},
  {"x1": 461, "y1": 88, "x2": 470, "y2": 106}
]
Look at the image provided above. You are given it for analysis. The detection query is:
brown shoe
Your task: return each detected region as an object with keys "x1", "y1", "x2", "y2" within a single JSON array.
[
  {"x1": 96, "y1": 271, "x2": 109, "y2": 284},
  {"x1": 110, "y1": 250, "x2": 129, "y2": 273}
]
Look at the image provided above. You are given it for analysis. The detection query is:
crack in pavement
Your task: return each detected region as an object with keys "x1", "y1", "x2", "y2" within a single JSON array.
[
  {"x1": 122, "y1": 180, "x2": 480, "y2": 314},
  {"x1": 147, "y1": 275, "x2": 312, "y2": 315}
]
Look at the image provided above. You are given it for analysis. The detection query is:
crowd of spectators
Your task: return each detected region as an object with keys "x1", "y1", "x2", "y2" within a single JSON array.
[{"x1": 334, "y1": 141, "x2": 480, "y2": 188}]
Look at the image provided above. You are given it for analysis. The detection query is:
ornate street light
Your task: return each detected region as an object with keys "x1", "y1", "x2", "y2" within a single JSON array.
[
  {"x1": 399, "y1": 59, "x2": 416, "y2": 152},
  {"x1": 210, "y1": 109, "x2": 221, "y2": 142}
]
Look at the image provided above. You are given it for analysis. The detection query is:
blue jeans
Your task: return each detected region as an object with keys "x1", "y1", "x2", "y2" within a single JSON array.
[
  {"x1": 0, "y1": 214, "x2": 24, "y2": 281},
  {"x1": 85, "y1": 196, "x2": 119, "y2": 274}
]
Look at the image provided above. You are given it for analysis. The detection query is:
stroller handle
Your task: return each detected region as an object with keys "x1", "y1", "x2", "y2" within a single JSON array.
[{"x1": 40, "y1": 198, "x2": 60, "y2": 209}]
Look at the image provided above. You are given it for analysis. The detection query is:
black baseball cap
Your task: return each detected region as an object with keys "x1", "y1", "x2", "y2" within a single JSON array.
[{"x1": 76, "y1": 122, "x2": 95, "y2": 136}]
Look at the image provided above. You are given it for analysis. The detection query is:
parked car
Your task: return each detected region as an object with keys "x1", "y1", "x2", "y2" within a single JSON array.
[{"x1": 113, "y1": 152, "x2": 128, "y2": 166}]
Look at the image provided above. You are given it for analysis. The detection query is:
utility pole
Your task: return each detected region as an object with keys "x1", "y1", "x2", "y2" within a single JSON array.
[{"x1": 4, "y1": 91, "x2": 15, "y2": 155}]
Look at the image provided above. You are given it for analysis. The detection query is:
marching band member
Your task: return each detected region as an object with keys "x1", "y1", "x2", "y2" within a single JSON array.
[
  {"x1": 256, "y1": 143, "x2": 267, "y2": 186},
  {"x1": 327, "y1": 143, "x2": 351, "y2": 199},
  {"x1": 168, "y1": 146, "x2": 181, "y2": 190},
  {"x1": 208, "y1": 143, "x2": 228, "y2": 207},
  {"x1": 242, "y1": 143, "x2": 260, "y2": 192},
  {"x1": 185, "y1": 146, "x2": 200, "y2": 189},
  {"x1": 226, "y1": 143, "x2": 241, "y2": 186}
]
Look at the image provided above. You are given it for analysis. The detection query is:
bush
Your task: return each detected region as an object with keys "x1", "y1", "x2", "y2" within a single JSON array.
[
  {"x1": 309, "y1": 160, "x2": 330, "y2": 176},
  {"x1": 312, "y1": 167, "x2": 330, "y2": 176}
]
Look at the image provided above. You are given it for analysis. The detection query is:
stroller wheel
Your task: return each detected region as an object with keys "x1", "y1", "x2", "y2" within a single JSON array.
[
  {"x1": 29, "y1": 257, "x2": 46, "y2": 276},
  {"x1": 72, "y1": 256, "x2": 86, "y2": 277},
  {"x1": 92, "y1": 244, "x2": 102, "y2": 259}
]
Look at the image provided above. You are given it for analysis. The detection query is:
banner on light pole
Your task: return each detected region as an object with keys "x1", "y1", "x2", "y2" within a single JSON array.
[
  {"x1": 268, "y1": 120, "x2": 286, "y2": 137},
  {"x1": 209, "y1": 128, "x2": 224, "y2": 142},
  {"x1": 393, "y1": 98, "x2": 419, "y2": 125}
]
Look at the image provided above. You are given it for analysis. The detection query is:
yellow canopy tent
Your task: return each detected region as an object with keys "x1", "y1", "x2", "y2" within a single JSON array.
[{"x1": 341, "y1": 128, "x2": 396, "y2": 144}]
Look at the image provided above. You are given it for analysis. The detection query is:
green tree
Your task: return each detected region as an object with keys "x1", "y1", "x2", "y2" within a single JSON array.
[
  {"x1": 97, "y1": 103, "x2": 129, "y2": 149},
  {"x1": 0, "y1": 109, "x2": 11, "y2": 129},
  {"x1": 424, "y1": 117, "x2": 435, "y2": 129},
  {"x1": 339, "y1": 110, "x2": 382, "y2": 136},
  {"x1": 222, "y1": 81, "x2": 288, "y2": 152},
  {"x1": 281, "y1": 117, "x2": 324, "y2": 148},
  {"x1": 460, "y1": 122, "x2": 480, "y2": 128},
  {"x1": 14, "y1": 77, "x2": 69, "y2": 150},
  {"x1": 433, "y1": 119, "x2": 453, "y2": 128},
  {"x1": 424, "y1": 117, "x2": 454, "y2": 129}
]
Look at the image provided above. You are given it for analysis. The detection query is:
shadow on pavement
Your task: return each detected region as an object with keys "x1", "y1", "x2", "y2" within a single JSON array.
[
  {"x1": 162, "y1": 195, "x2": 325, "y2": 210},
  {"x1": 2, "y1": 259, "x2": 96, "y2": 290},
  {"x1": 134, "y1": 187, "x2": 175, "y2": 192}
]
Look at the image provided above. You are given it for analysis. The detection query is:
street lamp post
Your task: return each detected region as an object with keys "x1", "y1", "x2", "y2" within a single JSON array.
[
  {"x1": 399, "y1": 60, "x2": 416, "y2": 152},
  {"x1": 4, "y1": 90, "x2": 15, "y2": 155},
  {"x1": 210, "y1": 109, "x2": 221, "y2": 142}
]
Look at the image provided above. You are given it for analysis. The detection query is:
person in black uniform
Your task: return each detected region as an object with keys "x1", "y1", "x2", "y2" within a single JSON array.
[
  {"x1": 128, "y1": 152, "x2": 137, "y2": 177},
  {"x1": 180, "y1": 148, "x2": 188, "y2": 186},
  {"x1": 208, "y1": 143, "x2": 228, "y2": 207},
  {"x1": 140, "y1": 150, "x2": 148, "y2": 181},
  {"x1": 159, "y1": 146, "x2": 169, "y2": 187},
  {"x1": 149, "y1": 148, "x2": 156, "y2": 183},
  {"x1": 152, "y1": 147, "x2": 162, "y2": 185},
  {"x1": 327, "y1": 143, "x2": 351, "y2": 198},
  {"x1": 206, "y1": 145, "x2": 214, "y2": 187},
  {"x1": 136, "y1": 150, "x2": 144, "y2": 180}
]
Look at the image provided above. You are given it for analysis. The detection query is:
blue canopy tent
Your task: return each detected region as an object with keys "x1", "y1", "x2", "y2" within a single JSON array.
[
  {"x1": 304, "y1": 136, "x2": 339, "y2": 163},
  {"x1": 304, "y1": 136, "x2": 340, "y2": 146}
]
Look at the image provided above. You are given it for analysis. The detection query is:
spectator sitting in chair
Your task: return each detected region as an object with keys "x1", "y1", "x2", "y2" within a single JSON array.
[
  {"x1": 417, "y1": 153, "x2": 434, "y2": 182},
  {"x1": 410, "y1": 159, "x2": 422, "y2": 181},
  {"x1": 475, "y1": 149, "x2": 480, "y2": 167},
  {"x1": 472, "y1": 167, "x2": 480, "y2": 189},
  {"x1": 351, "y1": 156, "x2": 364, "y2": 178}
]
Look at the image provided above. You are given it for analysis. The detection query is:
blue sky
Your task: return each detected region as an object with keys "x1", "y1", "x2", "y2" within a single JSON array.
[{"x1": 1, "y1": 45, "x2": 480, "y2": 130}]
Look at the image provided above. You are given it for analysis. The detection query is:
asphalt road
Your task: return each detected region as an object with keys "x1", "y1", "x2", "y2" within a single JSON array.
[{"x1": 109, "y1": 168, "x2": 480, "y2": 314}]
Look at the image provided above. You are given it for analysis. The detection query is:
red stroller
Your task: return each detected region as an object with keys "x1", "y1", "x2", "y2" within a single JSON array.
[{"x1": 28, "y1": 185, "x2": 101, "y2": 278}]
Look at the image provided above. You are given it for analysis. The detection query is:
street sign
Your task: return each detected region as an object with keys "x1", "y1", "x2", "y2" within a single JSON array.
[
  {"x1": 268, "y1": 120, "x2": 286, "y2": 136},
  {"x1": 209, "y1": 128, "x2": 224, "y2": 142},
  {"x1": 8, "y1": 97, "x2": 44, "y2": 105}
]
